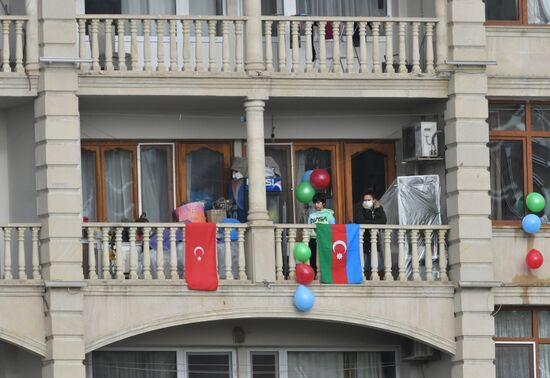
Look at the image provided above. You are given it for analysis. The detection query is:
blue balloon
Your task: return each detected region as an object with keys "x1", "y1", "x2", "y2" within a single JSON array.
[
  {"x1": 302, "y1": 170, "x2": 313, "y2": 182},
  {"x1": 294, "y1": 284, "x2": 315, "y2": 312},
  {"x1": 522, "y1": 214, "x2": 542, "y2": 234}
]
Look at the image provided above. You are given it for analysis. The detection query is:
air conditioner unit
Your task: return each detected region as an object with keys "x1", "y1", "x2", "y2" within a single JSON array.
[
  {"x1": 403, "y1": 341, "x2": 436, "y2": 361},
  {"x1": 402, "y1": 122, "x2": 439, "y2": 161}
]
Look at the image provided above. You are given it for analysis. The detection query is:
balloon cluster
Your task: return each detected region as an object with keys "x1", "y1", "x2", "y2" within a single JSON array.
[
  {"x1": 522, "y1": 192, "x2": 546, "y2": 270},
  {"x1": 295, "y1": 169, "x2": 331, "y2": 204},
  {"x1": 293, "y1": 243, "x2": 315, "y2": 311}
]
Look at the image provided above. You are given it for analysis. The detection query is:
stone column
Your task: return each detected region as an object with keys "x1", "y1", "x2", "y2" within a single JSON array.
[
  {"x1": 25, "y1": 0, "x2": 39, "y2": 72},
  {"x1": 244, "y1": 97, "x2": 275, "y2": 282},
  {"x1": 243, "y1": 0, "x2": 264, "y2": 72},
  {"x1": 445, "y1": 1, "x2": 495, "y2": 378},
  {"x1": 36, "y1": 1, "x2": 85, "y2": 377}
]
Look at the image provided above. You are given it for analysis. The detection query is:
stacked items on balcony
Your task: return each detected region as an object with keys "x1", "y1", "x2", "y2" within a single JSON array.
[{"x1": 522, "y1": 192, "x2": 546, "y2": 269}]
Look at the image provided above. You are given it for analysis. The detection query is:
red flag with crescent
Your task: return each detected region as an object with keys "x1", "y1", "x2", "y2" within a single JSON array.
[{"x1": 185, "y1": 222, "x2": 218, "y2": 291}]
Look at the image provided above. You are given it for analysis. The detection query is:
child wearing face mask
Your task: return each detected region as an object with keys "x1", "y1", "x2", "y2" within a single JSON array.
[{"x1": 353, "y1": 190, "x2": 387, "y2": 279}]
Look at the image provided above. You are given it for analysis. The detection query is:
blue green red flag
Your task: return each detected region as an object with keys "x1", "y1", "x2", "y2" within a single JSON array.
[{"x1": 317, "y1": 224, "x2": 363, "y2": 284}]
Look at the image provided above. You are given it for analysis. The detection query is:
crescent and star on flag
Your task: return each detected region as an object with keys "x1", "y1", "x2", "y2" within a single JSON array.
[
  {"x1": 193, "y1": 246, "x2": 205, "y2": 261},
  {"x1": 332, "y1": 240, "x2": 347, "y2": 260}
]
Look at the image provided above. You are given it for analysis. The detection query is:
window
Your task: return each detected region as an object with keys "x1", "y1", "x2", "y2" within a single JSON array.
[
  {"x1": 187, "y1": 352, "x2": 232, "y2": 377},
  {"x1": 485, "y1": 0, "x2": 550, "y2": 24},
  {"x1": 251, "y1": 352, "x2": 278, "y2": 378},
  {"x1": 489, "y1": 101, "x2": 550, "y2": 223},
  {"x1": 494, "y1": 308, "x2": 550, "y2": 378},
  {"x1": 85, "y1": 0, "x2": 176, "y2": 15},
  {"x1": 297, "y1": 0, "x2": 387, "y2": 17},
  {"x1": 92, "y1": 350, "x2": 178, "y2": 377}
]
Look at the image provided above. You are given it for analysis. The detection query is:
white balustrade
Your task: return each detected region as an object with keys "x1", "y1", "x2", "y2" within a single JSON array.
[
  {"x1": 274, "y1": 224, "x2": 449, "y2": 283},
  {"x1": 0, "y1": 17, "x2": 29, "y2": 73},
  {"x1": 0, "y1": 224, "x2": 41, "y2": 280},
  {"x1": 261, "y1": 16, "x2": 438, "y2": 76},
  {"x1": 82, "y1": 223, "x2": 248, "y2": 282},
  {"x1": 76, "y1": 16, "x2": 247, "y2": 74}
]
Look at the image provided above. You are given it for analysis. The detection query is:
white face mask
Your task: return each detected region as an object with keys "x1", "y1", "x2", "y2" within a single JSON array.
[{"x1": 363, "y1": 200, "x2": 373, "y2": 209}]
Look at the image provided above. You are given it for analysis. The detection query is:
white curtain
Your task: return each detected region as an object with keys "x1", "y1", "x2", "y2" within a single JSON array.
[
  {"x1": 495, "y1": 345, "x2": 532, "y2": 378},
  {"x1": 92, "y1": 351, "x2": 177, "y2": 378},
  {"x1": 140, "y1": 146, "x2": 170, "y2": 222},
  {"x1": 297, "y1": 0, "x2": 384, "y2": 16},
  {"x1": 529, "y1": 0, "x2": 550, "y2": 24},
  {"x1": 189, "y1": 0, "x2": 221, "y2": 15},
  {"x1": 540, "y1": 311, "x2": 550, "y2": 338},
  {"x1": 540, "y1": 344, "x2": 550, "y2": 378},
  {"x1": 495, "y1": 311, "x2": 533, "y2": 337},
  {"x1": 104, "y1": 149, "x2": 134, "y2": 222},
  {"x1": 121, "y1": 0, "x2": 175, "y2": 15},
  {"x1": 356, "y1": 352, "x2": 383, "y2": 378},
  {"x1": 186, "y1": 149, "x2": 223, "y2": 210},
  {"x1": 81, "y1": 150, "x2": 97, "y2": 221},
  {"x1": 288, "y1": 352, "x2": 344, "y2": 378}
]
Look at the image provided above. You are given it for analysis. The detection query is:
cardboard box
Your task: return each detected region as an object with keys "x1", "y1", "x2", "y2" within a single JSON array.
[{"x1": 207, "y1": 209, "x2": 227, "y2": 223}]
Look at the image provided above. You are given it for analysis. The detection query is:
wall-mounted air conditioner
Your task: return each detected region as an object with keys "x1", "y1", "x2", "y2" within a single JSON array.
[{"x1": 402, "y1": 122, "x2": 439, "y2": 161}]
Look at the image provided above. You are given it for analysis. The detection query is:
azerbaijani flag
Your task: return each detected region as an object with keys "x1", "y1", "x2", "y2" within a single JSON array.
[{"x1": 317, "y1": 224, "x2": 363, "y2": 284}]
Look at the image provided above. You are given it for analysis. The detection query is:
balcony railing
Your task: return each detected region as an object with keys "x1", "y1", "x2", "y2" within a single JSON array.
[
  {"x1": 0, "y1": 16, "x2": 28, "y2": 73},
  {"x1": 76, "y1": 16, "x2": 246, "y2": 74},
  {"x1": 82, "y1": 223, "x2": 248, "y2": 281},
  {"x1": 275, "y1": 224, "x2": 449, "y2": 282},
  {"x1": 262, "y1": 16, "x2": 438, "y2": 76},
  {"x1": 0, "y1": 224, "x2": 41, "y2": 280}
]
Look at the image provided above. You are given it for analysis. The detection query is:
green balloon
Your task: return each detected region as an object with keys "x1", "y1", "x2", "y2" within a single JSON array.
[
  {"x1": 294, "y1": 242, "x2": 312, "y2": 263},
  {"x1": 295, "y1": 181, "x2": 315, "y2": 204},
  {"x1": 526, "y1": 192, "x2": 546, "y2": 213}
]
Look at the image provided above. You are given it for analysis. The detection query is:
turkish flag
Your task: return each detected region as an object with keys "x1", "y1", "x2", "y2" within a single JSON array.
[{"x1": 185, "y1": 223, "x2": 218, "y2": 291}]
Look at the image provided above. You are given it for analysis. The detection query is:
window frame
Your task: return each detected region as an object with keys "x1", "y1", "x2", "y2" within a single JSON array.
[
  {"x1": 493, "y1": 307, "x2": 550, "y2": 378},
  {"x1": 184, "y1": 349, "x2": 237, "y2": 378},
  {"x1": 485, "y1": 0, "x2": 550, "y2": 26},
  {"x1": 489, "y1": 100, "x2": 550, "y2": 227}
]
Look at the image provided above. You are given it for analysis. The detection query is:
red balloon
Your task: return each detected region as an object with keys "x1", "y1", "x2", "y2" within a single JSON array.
[
  {"x1": 310, "y1": 169, "x2": 331, "y2": 190},
  {"x1": 295, "y1": 263, "x2": 315, "y2": 285},
  {"x1": 526, "y1": 249, "x2": 544, "y2": 269}
]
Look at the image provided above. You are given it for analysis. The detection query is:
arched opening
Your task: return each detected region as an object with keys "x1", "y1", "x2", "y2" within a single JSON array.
[{"x1": 0, "y1": 340, "x2": 42, "y2": 378}]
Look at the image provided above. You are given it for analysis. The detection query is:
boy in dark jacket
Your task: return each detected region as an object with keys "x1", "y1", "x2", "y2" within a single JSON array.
[{"x1": 353, "y1": 190, "x2": 387, "y2": 278}]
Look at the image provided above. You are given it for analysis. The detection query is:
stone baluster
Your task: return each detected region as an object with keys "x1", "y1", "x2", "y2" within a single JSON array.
[
  {"x1": 78, "y1": 19, "x2": 87, "y2": 71},
  {"x1": 275, "y1": 227, "x2": 283, "y2": 280},
  {"x1": 398, "y1": 22, "x2": 407, "y2": 74},
  {"x1": 359, "y1": 228, "x2": 366, "y2": 280},
  {"x1": 358, "y1": 21, "x2": 367, "y2": 73},
  {"x1": 14, "y1": 20, "x2": 24, "y2": 72},
  {"x1": 117, "y1": 19, "x2": 127, "y2": 71},
  {"x1": 115, "y1": 227, "x2": 124, "y2": 280},
  {"x1": 32, "y1": 227, "x2": 41, "y2": 279},
  {"x1": 129, "y1": 227, "x2": 138, "y2": 279},
  {"x1": 142, "y1": 227, "x2": 152, "y2": 279},
  {"x1": 410, "y1": 229, "x2": 421, "y2": 281},
  {"x1": 3, "y1": 228, "x2": 12, "y2": 279},
  {"x1": 224, "y1": 228, "x2": 233, "y2": 280},
  {"x1": 130, "y1": 19, "x2": 139, "y2": 71},
  {"x1": 398, "y1": 229, "x2": 406, "y2": 281},
  {"x1": 346, "y1": 21, "x2": 354, "y2": 73},
  {"x1": 101, "y1": 227, "x2": 110, "y2": 279},
  {"x1": 222, "y1": 20, "x2": 231, "y2": 72},
  {"x1": 305, "y1": 21, "x2": 313, "y2": 73},
  {"x1": 17, "y1": 227, "x2": 26, "y2": 279},
  {"x1": 143, "y1": 19, "x2": 152, "y2": 72},
  {"x1": 384, "y1": 229, "x2": 393, "y2": 281},
  {"x1": 2, "y1": 20, "x2": 10, "y2": 72},
  {"x1": 332, "y1": 21, "x2": 341, "y2": 73},
  {"x1": 91, "y1": 19, "x2": 100, "y2": 71},
  {"x1": 182, "y1": 20, "x2": 191, "y2": 72},
  {"x1": 291, "y1": 21, "x2": 300, "y2": 73},
  {"x1": 194, "y1": 20, "x2": 203, "y2": 71},
  {"x1": 277, "y1": 21, "x2": 287, "y2": 72},
  {"x1": 372, "y1": 22, "x2": 381, "y2": 73},
  {"x1": 425, "y1": 229, "x2": 434, "y2": 281},
  {"x1": 385, "y1": 21, "x2": 394, "y2": 74},
  {"x1": 411, "y1": 22, "x2": 421, "y2": 74},
  {"x1": 438, "y1": 229, "x2": 448, "y2": 282},
  {"x1": 370, "y1": 229, "x2": 379, "y2": 281},
  {"x1": 235, "y1": 228, "x2": 246, "y2": 280},
  {"x1": 169, "y1": 227, "x2": 177, "y2": 279},
  {"x1": 156, "y1": 227, "x2": 165, "y2": 279},
  {"x1": 235, "y1": 20, "x2": 244, "y2": 72},
  {"x1": 169, "y1": 19, "x2": 178, "y2": 71},
  {"x1": 157, "y1": 19, "x2": 166, "y2": 72},
  {"x1": 264, "y1": 21, "x2": 274, "y2": 72},
  {"x1": 104, "y1": 19, "x2": 114, "y2": 71},
  {"x1": 318, "y1": 21, "x2": 327, "y2": 73},
  {"x1": 288, "y1": 228, "x2": 296, "y2": 279},
  {"x1": 425, "y1": 22, "x2": 435, "y2": 74},
  {"x1": 87, "y1": 227, "x2": 98, "y2": 279},
  {"x1": 208, "y1": 20, "x2": 217, "y2": 72}
]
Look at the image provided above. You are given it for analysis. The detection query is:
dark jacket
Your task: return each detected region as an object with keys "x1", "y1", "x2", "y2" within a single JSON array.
[{"x1": 353, "y1": 204, "x2": 387, "y2": 225}]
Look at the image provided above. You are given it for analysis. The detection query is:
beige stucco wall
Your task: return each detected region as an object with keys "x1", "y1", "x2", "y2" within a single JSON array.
[{"x1": 0, "y1": 112, "x2": 9, "y2": 223}]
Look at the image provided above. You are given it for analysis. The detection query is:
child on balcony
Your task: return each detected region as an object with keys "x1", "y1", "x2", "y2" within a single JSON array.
[{"x1": 307, "y1": 193, "x2": 336, "y2": 275}]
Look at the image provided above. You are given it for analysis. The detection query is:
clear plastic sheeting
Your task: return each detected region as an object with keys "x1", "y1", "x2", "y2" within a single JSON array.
[{"x1": 380, "y1": 175, "x2": 443, "y2": 279}]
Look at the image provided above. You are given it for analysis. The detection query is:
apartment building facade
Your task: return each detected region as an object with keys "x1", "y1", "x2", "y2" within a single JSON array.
[{"x1": 0, "y1": 0, "x2": 548, "y2": 377}]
